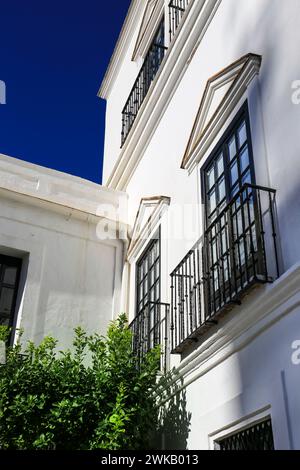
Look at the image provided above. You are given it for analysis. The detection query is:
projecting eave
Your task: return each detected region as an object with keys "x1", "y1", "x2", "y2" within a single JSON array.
[{"x1": 98, "y1": 0, "x2": 143, "y2": 100}]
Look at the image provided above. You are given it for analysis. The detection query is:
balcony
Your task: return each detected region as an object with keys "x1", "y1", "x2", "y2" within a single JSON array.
[
  {"x1": 170, "y1": 184, "x2": 279, "y2": 353},
  {"x1": 121, "y1": 3, "x2": 191, "y2": 147},
  {"x1": 129, "y1": 301, "x2": 170, "y2": 372},
  {"x1": 121, "y1": 20, "x2": 167, "y2": 147},
  {"x1": 168, "y1": 0, "x2": 190, "y2": 42}
]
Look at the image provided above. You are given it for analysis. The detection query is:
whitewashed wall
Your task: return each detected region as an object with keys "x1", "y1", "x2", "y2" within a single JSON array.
[
  {"x1": 101, "y1": 0, "x2": 300, "y2": 450},
  {"x1": 0, "y1": 154, "x2": 126, "y2": 348},
  {"x1": 103, "y1": 0, "x2": 300, "y2": 276}
]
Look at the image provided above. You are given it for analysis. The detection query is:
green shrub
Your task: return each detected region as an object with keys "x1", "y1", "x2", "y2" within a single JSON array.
[{"x1": 0, "y1": 314, "x2": 160, "y2": 450}]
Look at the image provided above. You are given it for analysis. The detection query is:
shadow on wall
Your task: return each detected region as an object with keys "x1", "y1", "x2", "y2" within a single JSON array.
[{"x1": 153, "y1": 371, "x2": 192, "y2": 450}]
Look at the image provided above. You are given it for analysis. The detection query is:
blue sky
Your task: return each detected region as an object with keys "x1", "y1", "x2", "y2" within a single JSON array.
[{"x1": 0, "y1": 0, "x2": 131, "y2": 183}]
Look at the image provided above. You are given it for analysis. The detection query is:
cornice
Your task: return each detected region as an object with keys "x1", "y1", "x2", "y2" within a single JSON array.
[
  {"x1": 127, "y1": 195, "x2": 170, "y2": 262},
  {"x1": 98, "y1": 0, "x2": 143, "y2": 99},
  {"x1": 181, "y1": 53, "x2": 262, "y2": 172}
]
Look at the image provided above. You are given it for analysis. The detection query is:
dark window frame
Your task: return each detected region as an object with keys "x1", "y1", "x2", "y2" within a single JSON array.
[
  {"x1": 200, "y1": 102, "x2": 265, "y2": 316},
  {"x1": 201, "y1": 101, "x2": 256, "y2": 226},
  {"x1": 0, "y1": 254, "x2": 22, "y2": 341},
  {"x1": 135, "y1": 228, "x2": 161, "y2": 319}
]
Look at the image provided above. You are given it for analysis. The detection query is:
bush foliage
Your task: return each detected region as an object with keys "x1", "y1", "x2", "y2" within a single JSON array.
[{"x1": 0, "y1": 315, "x2": 160, "y2": 450}]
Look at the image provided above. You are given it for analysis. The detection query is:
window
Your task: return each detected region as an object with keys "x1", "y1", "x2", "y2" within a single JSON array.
[
  {"x1": 0, "y1": 255, "x2": 22, "y2": 334},
  {"x1": 136, "y1": 231, "x2": 160, "y2": 318},
  {"x1": 132, "y1": 231, "x2": 161, "y2": 354},
  {"x1": 121, "y1": 17, "x2": 167, "y2": 146},
  {"x1": 216, "y1": 419, "x2": 275, "y2": 450},
  {"x1": 203, "y1": 104, "x2": 255, "y2": 227},
  {"x1": 202, "y1": 104, "x2": 265, "y2": 316}
]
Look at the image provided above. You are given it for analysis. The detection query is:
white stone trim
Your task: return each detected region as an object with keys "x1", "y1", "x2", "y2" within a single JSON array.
[
  {"x1": 209, "y1": 406, "x2": 272, "y2": 449},
  {"x1": 105, "y1": 0, "x2": 222, "y2": 190},
  {"x1": 132, "y1": 0, "x2": 164, "y2": 61},
  {"x1": 98, "y1": 0, "x2": 144, "y2": 99},
  {"x1": 127, "y1": 196, "x2": 170, "y2": 263},
  {"x1": 182, "y1": 54, "x2": 262, "y2": 173}
]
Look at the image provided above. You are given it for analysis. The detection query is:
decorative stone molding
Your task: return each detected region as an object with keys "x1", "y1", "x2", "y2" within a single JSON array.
[
  {"x1": 181, "y1": 53, "x2": 262, "y2": 172},
  {"x1": 127, "y1": 195, "x2": 170, "y2": 262},
  {"x1": 132, "y1": 0, "x2": 164, "y2": 61}
]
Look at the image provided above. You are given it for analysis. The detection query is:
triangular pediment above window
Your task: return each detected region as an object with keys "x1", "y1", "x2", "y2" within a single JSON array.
[
  {"x1": 132, "y1": 0, "x2": 164, "y2": 61},
  {"x1": 127, "y1": 195, "x2": 170, "y2": 261},
  {"x1": 181, "y1": 53, "x2": 262, "y2": 172}
]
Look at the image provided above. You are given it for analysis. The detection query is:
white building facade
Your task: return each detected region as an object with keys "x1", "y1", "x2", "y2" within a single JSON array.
[
  {"x1": 0, "y1": 153, "x2": 126, "y2": 348},
  {"x1": 99, "y1": 0, "x2": 300, "y2": 450}
]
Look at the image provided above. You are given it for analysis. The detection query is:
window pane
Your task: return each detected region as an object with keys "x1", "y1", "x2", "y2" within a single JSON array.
[
  {"x1": 242, "y1": 169, "x2": 251, "y2": 186},
  {"x1": 218, "y1": 177, "x2": 226, "y2": 201},
  {"x1": 228, "y1": 137, "x2": 237, "y2": 161},
  {"x1": 240, "y1": 146, "x2": 249, "y2": 173},
  {"x1": 207, "y1": 167, "x2": 215, "y2": 189},
  {"x1": 216, "y1": 154, "x2": 224, "y2": 177},
  {"x1": 230, "y1": 161, "x2": 239, "y2": 186},
  {"x1": 231, "y1": 183, "x2": 239, "y2": 198},
  {"x1": 3, "y1": 266, "x2": 18, "y2": 285},
  {"x1": 208, "y1": 190, "x2": 216, "y2": 215},
  {"x1": 238, "y1": 121, "x2": 247, "y2": 148},
  {"x1": 0, "y1": 287, "x2": 14, "y2": 315}
]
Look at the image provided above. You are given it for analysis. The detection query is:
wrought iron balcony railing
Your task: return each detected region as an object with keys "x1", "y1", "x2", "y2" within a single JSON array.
[
  {"x1": 121, "y1": 23, "x2": 167, "y2": 147},
  {"x1": 170, "y1": 184, "x2": 279, "y2": 353},
  {"x1": 168, "y1": 0, "x2": 190, "y2": 42},
  {"x1": 129, "y1": 301, "x2": 170, "y2": 372}
]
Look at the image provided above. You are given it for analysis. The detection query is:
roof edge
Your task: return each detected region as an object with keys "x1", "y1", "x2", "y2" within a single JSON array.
[{"x1": 98, "y1": 0, "x2": 142, "y2": 100}]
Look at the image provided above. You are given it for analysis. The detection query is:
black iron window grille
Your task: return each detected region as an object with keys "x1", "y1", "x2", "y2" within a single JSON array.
[
  {"x1": 136, "y1": 232, "x2": 161, "y2": 317},
  {"x1": 168, "y1": 0, "x2": 190, "y2": 42},
  {"x1": 216, "y1": 419, "x2": 275, "y2": 450},
  {"x1": 170, "y1": 183, "x2": 278, "y2": 354},
  {"x1": 121, "y1": 18, "x2": 167, "y2": 147},
  {"x1": 129, "y1": 301, "x2": 170, "y2": 372}
]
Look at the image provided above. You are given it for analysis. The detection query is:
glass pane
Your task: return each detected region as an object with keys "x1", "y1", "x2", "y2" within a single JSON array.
[
  {"x1": 149, "y1": 267, "x2": 154, "y2": 286},
  {"x1": 208, "y1": 190, "x2": 216, "y2": 215},
  {"x1": 3, "y1": 266, "x2": 18, "y2": 285},
  {"x1": 155, "y1": 282, "x2": 159, "y2": 300},
  {"x1": 221, "y1": 229, "x2": 227, "y2": 254},
  {"x1": 239, "y1": 240, "x2": 245, "y2": 266},
  {"x1": 238, "y1": 121, "x2": 247, "y2": 148},
  {"x1": 242, "y1": 169, "x2": 251, "y2": 185},
  {"x1": 230, "y1": 161, "x2": 239, "y2": 186},
  {"x1": 216, "y1": 154, "x2": 224, "y2": 177},
  {"x1": 218, "y1": 177, "x2": 226, "y2": 201},
  {"x1": 223, "y1": 258, "x2": 230, "y2": 282},
  {"x1": 207, "y1": 167, "x2": 215, "y2": 189},
  {"x1": 0, "y1": 287, "x2": 14, "y2": 315},
  {"x1": 231, "y1": 183, "x2": 239, "y2": 198},
  {"x1": 213, "y1": 268, "x2": 219, "y2": 291},
  {"x1": 240, "y1": 146, "x2": 249, "y2": 173},
  {"x1": 212, "y1": 239, "x2": 218, "y2": 264},
  {"x1": 155, "y1": 261, "x2": 159, "y2": 280},
  {"x1": 228, "y1": 137, "x2": 237, "y2": 161}
]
